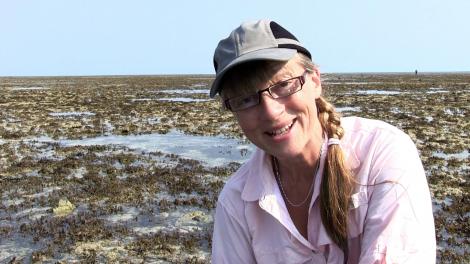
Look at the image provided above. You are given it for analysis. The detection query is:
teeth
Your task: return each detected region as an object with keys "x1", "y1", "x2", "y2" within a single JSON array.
[{"x1": 270, "y1": 122, "x2": 293, "y2": 136}]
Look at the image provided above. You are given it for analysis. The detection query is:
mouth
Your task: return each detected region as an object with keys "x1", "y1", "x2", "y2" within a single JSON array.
[{"x1": 266, "y1": 119, "x2": 296, "y2": 137}]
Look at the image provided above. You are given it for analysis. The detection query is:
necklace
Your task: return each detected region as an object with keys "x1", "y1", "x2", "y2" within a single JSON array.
[{"x1": 272, "y1": 143, "x2": 323, "y2": 208}]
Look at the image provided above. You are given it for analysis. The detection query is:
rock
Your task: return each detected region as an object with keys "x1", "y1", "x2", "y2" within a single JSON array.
[{"x1": 53, "y1": 199, "x2": 75, "y2": 216}]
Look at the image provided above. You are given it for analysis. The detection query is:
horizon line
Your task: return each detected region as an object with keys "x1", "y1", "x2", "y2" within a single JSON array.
[{"x1": 2, "y1": 70, "x2": 470, "y2": 78}]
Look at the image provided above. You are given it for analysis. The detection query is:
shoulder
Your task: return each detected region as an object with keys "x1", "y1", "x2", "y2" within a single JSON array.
[
  {"x1": 341, "y1": 116, "x2": 421, "y2": 183},
  {"x1": 218, "y1": 162, "x2": 251, "y2": 206},
  {"x1": 217, "y1": 148, "x2": 264, "y2": 211},
  {"x1": 342, "y1": 116, "x2": 407, "y2": 138},
  {"x1": 341, "y1": 116, "x2": 414, "y2": 151}
]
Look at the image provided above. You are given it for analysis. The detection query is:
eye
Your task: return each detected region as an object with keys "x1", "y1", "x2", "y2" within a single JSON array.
[
  {"x1": 231, "y1": 94, "x2": 258, "y2": 109},
  {"x1": 237, "y1": 95, "x2": 255, "y2": 105},
  {"x1": 271, "y1": 79, "x2": 297, "y2": 95}
]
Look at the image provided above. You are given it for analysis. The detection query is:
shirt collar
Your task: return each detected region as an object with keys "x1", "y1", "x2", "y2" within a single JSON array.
[{"x1": 241, "y1": 148, "x2": 276, "y2": 202}]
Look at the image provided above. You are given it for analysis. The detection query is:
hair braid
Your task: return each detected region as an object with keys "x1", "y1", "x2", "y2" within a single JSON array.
[
  {"x1": 298, "y1": 54, "x2": 355, "y2": 257},
  {"x1": 316, "y1": 96, "x2": 354, "y2": 256}
]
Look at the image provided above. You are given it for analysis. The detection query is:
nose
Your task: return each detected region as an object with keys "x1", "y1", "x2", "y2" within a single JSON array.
[{"x1": 258, "y1": 92, "x2": 284, "y2": 119}]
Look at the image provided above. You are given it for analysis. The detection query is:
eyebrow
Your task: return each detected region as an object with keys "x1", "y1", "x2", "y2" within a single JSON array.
[{"x1": 266, "y1": 71, "x2": 296, "y2": 86}]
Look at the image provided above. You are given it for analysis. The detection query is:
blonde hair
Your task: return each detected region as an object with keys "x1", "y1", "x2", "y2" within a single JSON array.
[
  {"x1": 220, "y1": 53, "x2": 355, "y2": 255},
  {"x1": 298, "y1": 54, "x2": 354, "y2": 255}
]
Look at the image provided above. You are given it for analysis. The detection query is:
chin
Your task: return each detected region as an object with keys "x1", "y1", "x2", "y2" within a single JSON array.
[{"x1": 271, "y1": 147, "x2": 304, "y2": 159}]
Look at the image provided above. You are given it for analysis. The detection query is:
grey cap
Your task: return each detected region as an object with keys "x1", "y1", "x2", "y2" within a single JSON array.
[{"x1": 210, "y1": 19, "x2": 311, "y2": 98}]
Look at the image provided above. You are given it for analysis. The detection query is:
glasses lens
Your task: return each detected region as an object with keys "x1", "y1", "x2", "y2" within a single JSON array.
[
  {"x1": 270, "y1": 78, "x2": 301, "y2": 98},
  {"x1": 228, "y1": 94, "x2": 259, "y2": 111}
]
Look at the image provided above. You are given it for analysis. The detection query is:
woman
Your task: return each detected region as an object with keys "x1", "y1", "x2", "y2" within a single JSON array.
[{"x1": 210, "y1": 20, "x2": 436, "y2": 263}]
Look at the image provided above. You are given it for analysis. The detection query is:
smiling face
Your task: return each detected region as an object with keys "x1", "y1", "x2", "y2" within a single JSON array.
[{"x1": 221, "y1": 55, "x2": 324, "y2": 161}]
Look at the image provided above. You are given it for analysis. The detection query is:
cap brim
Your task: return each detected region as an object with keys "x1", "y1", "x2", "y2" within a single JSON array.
[{"x1": 210, "y1": 48, "x2": 297, "y2": 98}]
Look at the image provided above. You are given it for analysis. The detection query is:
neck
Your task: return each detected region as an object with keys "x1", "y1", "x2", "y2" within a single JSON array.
[
  {"x1": 272, "y1": 139, "x2": 324, "y2": 208},
  {"x1": 275, "y1": 130, "x2": 324, "y2": 181}
]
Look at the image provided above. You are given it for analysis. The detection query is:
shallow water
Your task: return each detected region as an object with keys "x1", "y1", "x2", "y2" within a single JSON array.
[
  {"x1": 11, "y1": 87, "x2": 48, "y2": 91},
  {"x1": 336, "y1": 106, "x2": 361, "y2": 112},
  {"x1": 55, "y1": 130, "x2": 254, "y2": 167},
  {"x1": 158, "y1": 89, "x2": 210, "y2": 94},
  {"x1": 156, "y1": 97, "x2": 211, "y2": 102},
  {"x1": 49, "y1": 112, "x2": 96, "y2": 117},
  {"x1": 432, "y1": 150, "x2": 469, "y2": 160},
  {"x1": 356, "y1": 90, "x2": 401, "y2": 95}
]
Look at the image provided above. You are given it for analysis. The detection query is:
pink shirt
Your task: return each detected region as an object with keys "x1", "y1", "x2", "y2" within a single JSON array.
[{"x1": 212, "y1": 117, "x2": 436, "y2": 263}]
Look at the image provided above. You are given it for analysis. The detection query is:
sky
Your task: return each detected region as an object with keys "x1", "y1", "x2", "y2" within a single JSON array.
[{"x1": 1, "y1": 0, "x2": 469, "y2": 76}]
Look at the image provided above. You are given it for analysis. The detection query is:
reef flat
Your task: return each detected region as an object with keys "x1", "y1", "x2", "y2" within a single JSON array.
[{"x1": 0, "y1": 73, "x2": 468, "y2": 263}]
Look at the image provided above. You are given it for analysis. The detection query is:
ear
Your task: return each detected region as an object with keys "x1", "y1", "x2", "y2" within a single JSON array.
[
  {"x1": 310, "y1": 67, "x2": 322, "y2": 98},
  {"x1": 310, "y1": 67, "x2": 321, "y2": 86}
]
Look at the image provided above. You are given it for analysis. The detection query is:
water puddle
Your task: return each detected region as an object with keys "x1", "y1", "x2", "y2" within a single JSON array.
[
  {"x1": 336, "y1": 106, "x2": 361, "y2": 112},
  {"x1": 444, "y1": 108, "x2": 465, "y2": 116},
  {"x1": 427, "y1": 90, "x2": 449, "y2": 94},
  {"x1": 131, "y1": 98, "x2": 154, "y2": 102},
  {"x1": 325, "y1": 82, "x2": 383, "y2": 85},
  {"x1": 156, "y1": 98, "x2": 211, "y2": 102},
  {"x1": 56, "y1": 130, "x2": 254, "y2": 167},
  {"x1": 357, "y1": 90, "x2": 401, "y2": 95},
  {"x1": 432, "y1": 150, "x2": 469, "y2": 160},
  {"x1": 433, "y1": 197, "x2": 453, "y2": 214},
  {"x1": 49, "y1": 112, "x2": 96, "y2": 117},
  {"x1": 0, "y1": 238, "x2": 42, "y2": 262},
  {"x1": 11, "y1": 87, "x2": 49, "y2": 91},
  {"x1": 158, "y1": 89, "x2": 209, "y2": 94}
]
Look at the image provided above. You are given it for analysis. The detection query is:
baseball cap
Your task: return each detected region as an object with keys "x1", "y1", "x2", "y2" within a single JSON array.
[{"x1": 210, "y1": 19, "x2": 311, "y2": 98}]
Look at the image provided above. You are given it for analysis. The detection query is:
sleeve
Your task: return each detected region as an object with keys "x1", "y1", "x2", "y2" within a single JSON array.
[
  {"x1": 211, "y1": 199, "x2": 256, "y2": 264},
  {"x1": 358, "y1": 132, "x2": 436, "y2": 263}
]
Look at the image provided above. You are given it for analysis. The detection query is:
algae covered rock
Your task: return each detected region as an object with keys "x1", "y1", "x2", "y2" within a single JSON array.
[{"x1": 53, "y1": 199, "x2": 76, "y2": 216}]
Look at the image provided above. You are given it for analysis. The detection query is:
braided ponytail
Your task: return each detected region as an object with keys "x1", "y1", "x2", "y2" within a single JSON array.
[
  {"x1": 299, "y1": 55, "x2": 355, "y2": 258},
  {"x1": 317, "y1": 97, "x2": 354, "y2": 255}
]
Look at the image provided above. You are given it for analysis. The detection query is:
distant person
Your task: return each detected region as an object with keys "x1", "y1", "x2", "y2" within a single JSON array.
[
  {"x1": 415, "y1": 69, "x2": 418, "y2": 76},
  {"x1": 209, "y1": 19, "x2": 436, "y2": 263}
]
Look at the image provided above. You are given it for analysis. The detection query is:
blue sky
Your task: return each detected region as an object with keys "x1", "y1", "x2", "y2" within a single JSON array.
[{"x1": 1, "y1": 0, "x2": 469, "y2": 76}]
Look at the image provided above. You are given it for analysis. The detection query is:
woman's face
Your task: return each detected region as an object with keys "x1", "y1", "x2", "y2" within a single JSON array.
[{"x1": 227, "y1": 57, "x2": 323, "y2": 160}]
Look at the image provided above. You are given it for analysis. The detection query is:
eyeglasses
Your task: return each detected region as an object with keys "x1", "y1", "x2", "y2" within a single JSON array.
[{"x1": 224, "y1": 71, "x2": 308, "y2": 112}]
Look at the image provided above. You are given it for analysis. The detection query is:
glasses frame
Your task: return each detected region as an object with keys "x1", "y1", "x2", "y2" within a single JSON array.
[{"x1": 224, "y1": 70, "x2": 309, "y2": 112}]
